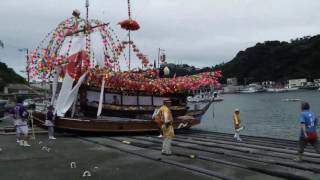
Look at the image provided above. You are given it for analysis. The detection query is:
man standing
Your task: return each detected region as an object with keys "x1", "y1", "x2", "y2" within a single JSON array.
[
  {"x1": 295, "y1": 102, "x2": 319, "y2": 161},
  {"x1": 156, "y1": 100, "x2": 175, "y2": 155},
  {"x1": 233, "y1": 108, "x2": 244, "y2": 141},
  {"x1": 13, "y1": 98, "x2": 31, "y2": 147}
]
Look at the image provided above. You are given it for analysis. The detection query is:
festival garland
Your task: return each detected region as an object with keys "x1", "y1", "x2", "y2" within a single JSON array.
[{"x1": 29, "y1": 15, "x2": 222, "y2": 94}]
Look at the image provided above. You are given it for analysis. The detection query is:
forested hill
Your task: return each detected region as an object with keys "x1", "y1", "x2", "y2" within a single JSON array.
[
  {"x1": 216, "y1": 35, "x2": 320, "y2": 83},
  {"x1": 0, "y1": 62, "x2": 26, "y2": 90}
]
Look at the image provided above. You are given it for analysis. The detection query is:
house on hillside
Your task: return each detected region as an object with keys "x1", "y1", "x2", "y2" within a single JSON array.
[
  {"x1": 30, "y1": 81, "x2": 51, "y2": 91},
  {"x1": 227, "y1": 78, "x2": 238, "y2": 86},
  {"x1": 288, "y1": 79, "x2": 307, "y2": 88},
  {"x1": 3, "y1": 84, "x2": 38, "y2": 95}
]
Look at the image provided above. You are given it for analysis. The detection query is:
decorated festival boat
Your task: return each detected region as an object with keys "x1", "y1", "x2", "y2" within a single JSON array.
[{"x1": 29, "y1": 0, "x2": 221, "y2": 133}]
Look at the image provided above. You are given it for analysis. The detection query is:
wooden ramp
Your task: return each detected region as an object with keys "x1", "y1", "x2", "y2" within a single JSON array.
[{"x1": 80, "y1": 130, "x2": 320, "y2": 180}]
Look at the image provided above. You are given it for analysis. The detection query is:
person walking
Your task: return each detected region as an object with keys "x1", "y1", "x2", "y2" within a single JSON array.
[
  {"x1": 45, "y1": 105, "x2": 56, "y2": 140},
  {"x1": 13, "y1": 98, "x2": 31, "y2": 147},
  {"x1": 156, "y1": 100, "x2": 175, "y2": 155},
  {"x1": 233, "y1": 108, "x2": 244, "y2": 141},
  {"x1": 295, "y1": 102, "x2": 319, "y2": 161}
]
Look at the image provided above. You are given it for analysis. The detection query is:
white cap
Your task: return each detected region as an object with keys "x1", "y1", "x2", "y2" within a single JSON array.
[{"x1": 235, "y1": 108, "x2": 240, "y2": 112}]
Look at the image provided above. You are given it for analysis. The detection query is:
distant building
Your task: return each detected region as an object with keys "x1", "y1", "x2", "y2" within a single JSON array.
[
  {"x1": 288, "y1": 78, "x2": 307, "y2": 88},
  {"x1": 227, "y1": 78, "x2": 238, "y2": 86},
  {"x1": 30, "y1": 81, "x2": 51, "y2": 91},
  {"x1": 3, "y1": 84, "x2": 36, "y2": 95}
]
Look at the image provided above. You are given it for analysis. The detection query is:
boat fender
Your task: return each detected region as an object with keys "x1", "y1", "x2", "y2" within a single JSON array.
[
  {"x1": 82, "y1": 170, "x2": 92, "y2": 177},
  {"x1": 189, "y1": 154, "x2": 196, "y2": 159},
  {"x1": 70, "y1": 162, "x2": 77, "y2": 169},
  {"x1": 122, "y1": 140, "x2": 131, "y2": 144}
]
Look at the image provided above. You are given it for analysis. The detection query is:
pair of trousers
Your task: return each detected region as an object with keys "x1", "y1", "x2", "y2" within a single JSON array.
[
  {"x1": 234, "y1": 126, "x2": 243, "y2": 139},
  {"x1": 162, "y1": 138, "x2": 172, "y2": 154},
  {"x1": 48, "y1": 126, "x2": 54, "y2": 137},
  {"x1": 298, "y1": 138, "x2": 320, "y2": 155}
]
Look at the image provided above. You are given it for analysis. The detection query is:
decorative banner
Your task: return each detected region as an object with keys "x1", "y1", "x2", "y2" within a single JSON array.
[{"x1": 29, "y1": 14, "x2": 222, "y2": 97}]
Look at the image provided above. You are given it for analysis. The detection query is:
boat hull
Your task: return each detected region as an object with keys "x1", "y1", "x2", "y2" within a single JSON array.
[
  {"x1": 32, "y1": 112, "x2": 200, "y2": 133},
  {"x1": 82, "y1": 104, "x2": 187, "y2": 119}
]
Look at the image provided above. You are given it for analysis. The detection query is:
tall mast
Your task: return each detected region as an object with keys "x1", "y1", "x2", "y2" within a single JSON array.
[
  {"x1": 127, "y1": 0, "x2": 131, "y2": 70},
  {"x1": 86, "y1": 0, "x2": 89, "y2": 23}
]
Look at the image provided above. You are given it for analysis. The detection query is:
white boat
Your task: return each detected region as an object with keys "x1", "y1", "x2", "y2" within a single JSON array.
[
  {"x1": 266, "y1": 88, "x2": 287, "y2": 93},
  {"x1": 285, "y1": 87, "x2": 299, "y2": 91},
  {"x1": 282, "y1": 98, "x2": 301, "y2": 102},
  {"x1": 239, "y1": 84, "x2": 265, "y2": 93}
]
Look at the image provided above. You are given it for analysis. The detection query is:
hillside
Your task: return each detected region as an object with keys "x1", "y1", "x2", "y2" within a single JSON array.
[
  {"x1": 0, "y1": 62, "x2": 26, "y2": 90},
  {"x1": 216, "y1": 35, "x2": 320, "y2": 84}
]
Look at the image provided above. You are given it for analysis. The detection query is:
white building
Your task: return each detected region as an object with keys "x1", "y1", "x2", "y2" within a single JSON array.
[
  {"x1": 227, "y1": 78, "x2": 238, "y2": 86},
  {"x1": 288, "y1": 78, "x2": 307, "y2": 88}
]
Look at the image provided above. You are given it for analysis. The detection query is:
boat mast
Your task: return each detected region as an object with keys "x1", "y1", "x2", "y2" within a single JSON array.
[
  {"x1": 86, "y1": 0, "x2": 89, "y2": 23},
  {"x1": 127, "y1": 0, "x2": 131, "y2": 70}
]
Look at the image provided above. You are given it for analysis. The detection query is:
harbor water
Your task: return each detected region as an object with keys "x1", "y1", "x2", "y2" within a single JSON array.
[{"x1": 196, "y1": 90, "x2": 320, "y2": 140}]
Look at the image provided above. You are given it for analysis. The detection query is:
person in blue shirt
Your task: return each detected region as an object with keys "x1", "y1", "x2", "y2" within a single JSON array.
[{"x1": 295, "y1": 102, "x2": 319, "y2": 161}]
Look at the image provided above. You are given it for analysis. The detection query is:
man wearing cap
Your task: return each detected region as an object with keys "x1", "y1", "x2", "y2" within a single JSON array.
[
  {"x1": 233, "y1": 108, "x2": 244, "y2": 141},
  {"x1": 156, "y1": 100, "x2": 175, "y2": 155}
]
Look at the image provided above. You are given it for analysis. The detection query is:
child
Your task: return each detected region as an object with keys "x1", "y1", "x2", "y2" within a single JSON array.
[{"x1": 45, "y1": 105, "x2": 56, "y2": 140}]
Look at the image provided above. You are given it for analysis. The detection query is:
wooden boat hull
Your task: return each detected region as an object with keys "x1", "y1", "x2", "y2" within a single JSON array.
[
  {"x1": 82, "y1": 104, "x2": 187, "y2": 119},
  {"x1": 32, "y1": 112, "x2": 200, "y2": 133}
]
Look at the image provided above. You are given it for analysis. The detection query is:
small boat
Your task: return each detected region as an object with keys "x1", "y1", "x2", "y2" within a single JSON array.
[
  {"x1": 266, "y1": 88, "x2": 288, "y2": 93},
  {"x1": 239, "y1": 84, "x2": 265, "y2": 93},
  {"x1": 282, "y1": 98, "x2": 301, "y2": 102},
  {"x1": 300, "y1": 86, "x2": 319, "y2": 90}
]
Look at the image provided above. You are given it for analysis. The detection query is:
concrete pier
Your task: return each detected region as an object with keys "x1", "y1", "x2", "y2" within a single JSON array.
[{"x1": 0, "y1": 129, "x2": 320, "y2": 180}]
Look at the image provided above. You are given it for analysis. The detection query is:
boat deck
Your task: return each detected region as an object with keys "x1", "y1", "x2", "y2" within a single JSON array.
[{"x1": 0, "y1": 129, "x2": 319, "y2": 179}]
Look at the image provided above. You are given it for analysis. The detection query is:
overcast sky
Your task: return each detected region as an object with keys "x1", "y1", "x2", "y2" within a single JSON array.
[{"x1": 1, "y1": 0, "x2": 320, "y2": 76}]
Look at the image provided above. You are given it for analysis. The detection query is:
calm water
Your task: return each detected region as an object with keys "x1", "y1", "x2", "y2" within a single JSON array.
[{"x1": 196, "y1": 90, "x2": 320, "y2": 140}]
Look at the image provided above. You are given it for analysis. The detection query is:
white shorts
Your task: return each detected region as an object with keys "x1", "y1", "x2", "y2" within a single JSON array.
[{"x1": 16, "y1": 125, "x2": 29, "y2": 135}]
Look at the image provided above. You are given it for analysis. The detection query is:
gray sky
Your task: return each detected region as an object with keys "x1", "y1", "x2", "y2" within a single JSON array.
[{"x1": 1, "y1": 0, "x2": 320, "y2": 76}]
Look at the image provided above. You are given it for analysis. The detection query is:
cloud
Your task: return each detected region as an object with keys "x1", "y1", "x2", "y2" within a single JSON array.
[{"x1": 1, "y1": 0, "x2": 320, "y2": 76}]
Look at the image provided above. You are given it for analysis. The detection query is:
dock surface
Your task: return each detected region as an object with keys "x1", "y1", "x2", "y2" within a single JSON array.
[{"x1": 0, "y1": 130, "x2": 320, "y2": 180}]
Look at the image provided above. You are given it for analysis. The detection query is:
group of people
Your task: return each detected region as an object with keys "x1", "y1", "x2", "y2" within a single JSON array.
[
  {"x1": 3, "y1": 96, "x2": 319, "y2": 162},
  {"x1": 9, "y1": 97, "x2": 56, "y2": 147},
  {"x1": 231, "y1": 102, "x2": 319, "y2": 161},
  {"x1": 153, "y1": 100, "x2": 319, "y2": 161}
]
